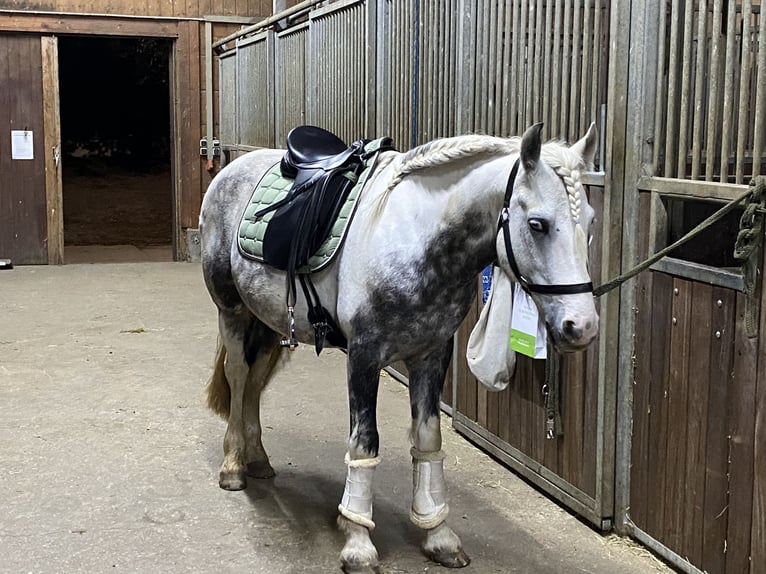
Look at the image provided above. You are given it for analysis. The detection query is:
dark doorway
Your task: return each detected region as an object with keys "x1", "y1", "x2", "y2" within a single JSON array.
[{"x1": 59, "y1": 36, "x2": 173, "y2": 263}]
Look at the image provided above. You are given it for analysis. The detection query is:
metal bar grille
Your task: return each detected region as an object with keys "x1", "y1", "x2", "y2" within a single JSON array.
[
  {"x1": 307, "y1": 1, "x2": 370, "y2": 143},
  {"x1": 654, "y1": 0, "x2": 764, "y2": 182},
  {"x1": 275, "y1": 26, "x2": 307, "y2": 145},
  {"x1": 218, "y1": 50, "x2": 237, "y2": 147},
  {"x1": 237, "y1": 32, "x2": 273, "y2": 148}
]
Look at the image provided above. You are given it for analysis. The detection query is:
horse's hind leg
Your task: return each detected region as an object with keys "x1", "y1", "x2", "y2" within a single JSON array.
[
  {"x1": 213, "y1": 311, "x2": 283, "y2": 490},
  {"x1": 406, "y1": 341, "x2": 470, "y2": 568}
]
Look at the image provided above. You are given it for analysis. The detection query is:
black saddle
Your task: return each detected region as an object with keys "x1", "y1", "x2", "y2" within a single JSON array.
[
  {"x1": 282, "y1": 125, "x2": 352, "y2": 169},
  {"x1": 252, "y1": 125, "x2": 394, "y2": 354},
  {"x1": 259, "y1": 125, "x2": 369, "y2": 270}
]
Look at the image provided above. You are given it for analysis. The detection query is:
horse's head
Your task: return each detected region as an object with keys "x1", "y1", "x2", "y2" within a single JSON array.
[{"x1": 497, "y1": 123, "x2": 599, "y2": 352}]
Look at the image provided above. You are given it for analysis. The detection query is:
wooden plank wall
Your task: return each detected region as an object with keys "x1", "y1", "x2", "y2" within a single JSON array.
[
  {"x1": 629, "y1": 193, "x2": 764, "y2": 574},
  {"x1": 0, "y1": 1, "x2": 274, "y2": 258},
  {"x1": 0, "y1": 34, "x2": 47, "y2": 264}
]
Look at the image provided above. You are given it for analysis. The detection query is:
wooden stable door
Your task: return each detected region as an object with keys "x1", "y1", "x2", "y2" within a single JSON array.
[{"x1": 0, "y1": 34, "x2": 62, "y2": 265}]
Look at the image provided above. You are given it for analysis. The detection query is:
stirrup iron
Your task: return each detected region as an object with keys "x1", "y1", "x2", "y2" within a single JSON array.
[{"x1": 280, "y1": 305, "x2": 299, "y2": 350}]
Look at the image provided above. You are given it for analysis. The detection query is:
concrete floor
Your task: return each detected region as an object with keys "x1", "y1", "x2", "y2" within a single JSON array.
[{"x1": 0, "y1": 263, "x2": 673, "y2": 574}]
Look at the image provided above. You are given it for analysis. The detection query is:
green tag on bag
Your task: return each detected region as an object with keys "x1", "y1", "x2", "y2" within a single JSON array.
[{"x1": 509, "y1": 284, "x2": 547, "y2": 359}]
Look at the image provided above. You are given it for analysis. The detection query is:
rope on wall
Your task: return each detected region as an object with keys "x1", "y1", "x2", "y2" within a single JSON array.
[{"x1": 733, "y1": 176, "x2": 766, "y2": 338}]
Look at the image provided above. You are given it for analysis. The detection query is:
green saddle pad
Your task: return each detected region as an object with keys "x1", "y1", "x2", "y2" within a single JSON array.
[{"x1": 238, "y1": 138, "x2": 389, "y2": 272}]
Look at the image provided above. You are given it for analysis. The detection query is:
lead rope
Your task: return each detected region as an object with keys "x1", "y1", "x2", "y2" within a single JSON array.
[
  {"x1": 592, "y1": 185, "x2": 755, "y2": 297},
  {"x1": 543, "y1": 343, "x2": 562, "y2": 439},
  {"x1": 733, "y1": 176, "x2": 766, "y2": 337}
]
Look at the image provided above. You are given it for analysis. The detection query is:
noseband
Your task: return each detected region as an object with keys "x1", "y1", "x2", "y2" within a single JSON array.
[{"x1": 498, "y1": 158, "x2": 593, "y2": 296}]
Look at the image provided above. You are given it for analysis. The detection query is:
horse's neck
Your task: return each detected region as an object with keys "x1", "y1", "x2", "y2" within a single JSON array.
[
  {"x1": 392, "y1": 154, "x2": 510, "y2": 279},
  {"x1": 443, "y1": 154, "x2": 509, "y2": 222}
]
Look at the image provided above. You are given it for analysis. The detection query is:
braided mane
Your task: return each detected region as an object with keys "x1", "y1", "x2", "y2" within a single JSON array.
[
  {"x1": 374, "y1": 134, "x2": 590, "y2": 224},
  {"x1": 382, "y1": 135, "x2": 520, "y2": 195}
]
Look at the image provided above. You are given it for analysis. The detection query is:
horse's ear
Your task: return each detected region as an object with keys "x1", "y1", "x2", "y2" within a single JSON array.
[
  {"x1": 571, "y1": 122, "x2": 598, "y2": 169},
  {"x1": 520, "y1": 123, "x2": 543, "y2": 171}
]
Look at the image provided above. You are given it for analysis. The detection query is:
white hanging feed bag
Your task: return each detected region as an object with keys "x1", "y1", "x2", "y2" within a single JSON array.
[{"x1": 466, "y1": 265, "x2": 517, "y2": 391}]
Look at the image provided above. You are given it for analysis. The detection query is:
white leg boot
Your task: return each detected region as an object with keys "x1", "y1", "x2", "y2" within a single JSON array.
[
  {"x1": 410, "y1": 448, "x2": 449, "y2": 529},
  {"x1": 338, "y1": 454, "x2": 381, "y2": 574}
]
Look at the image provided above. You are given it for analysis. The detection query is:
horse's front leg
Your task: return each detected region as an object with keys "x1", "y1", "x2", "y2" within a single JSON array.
[
  {"x1": 406, "y1": 342, "x2": 471, "y2": 568},
  {"x1": 338, "y1": 347, "x2": 382, "y2": 574}
]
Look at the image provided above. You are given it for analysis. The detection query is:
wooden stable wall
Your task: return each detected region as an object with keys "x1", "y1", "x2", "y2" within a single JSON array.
[
  {"x1": 0, "y1": 34, "x2": 47, "y2": 264},
  {"x1": 627, "y1": 193, "x2": 765, "y2": 574},
  {"x1": 0, "y1": 0, "x2": 274, "y2": 262}
]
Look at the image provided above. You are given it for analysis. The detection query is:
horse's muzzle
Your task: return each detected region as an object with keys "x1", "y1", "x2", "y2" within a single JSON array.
[{"x1": 549, "y1": 316, "x2": 599, "y2": 352}]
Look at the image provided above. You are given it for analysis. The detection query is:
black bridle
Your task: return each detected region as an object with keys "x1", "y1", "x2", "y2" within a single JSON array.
[{"x1": 497, "y1": 158, "x2": 593, "y2": 296}]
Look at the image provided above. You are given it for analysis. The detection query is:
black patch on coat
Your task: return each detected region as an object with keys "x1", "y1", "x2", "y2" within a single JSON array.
[
  {"x1": 406, "y1": 339, "x2": 453, "y2": 421},
  {"x1": 345, "y1": 208, "x2": 497, "y2": 449}
]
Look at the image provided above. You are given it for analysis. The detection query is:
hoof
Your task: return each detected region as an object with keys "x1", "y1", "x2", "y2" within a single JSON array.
[
  {"x1": 247, "y1": 460, "x2": 275, "y2": 479},
  {"x1": 426, "y1": 547, "x2": 471, "y2": 568},
  {"x1": 219, "y1": 470, "x2": 247, "y2": 491}
]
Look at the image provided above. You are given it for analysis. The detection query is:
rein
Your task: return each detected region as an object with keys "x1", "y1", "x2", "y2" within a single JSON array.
[{"x1": 498, "y1": 159, "x2": 594, "y2": 296}]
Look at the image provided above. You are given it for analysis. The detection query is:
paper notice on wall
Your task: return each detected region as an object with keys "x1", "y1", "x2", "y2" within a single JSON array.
[{"x1": 11, "y1": 130, "x2": 34, "y2": 160}]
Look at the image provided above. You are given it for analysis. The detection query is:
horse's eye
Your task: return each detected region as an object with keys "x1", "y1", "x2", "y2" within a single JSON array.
[{"x1": 528, "y1": 218, "x2": 548, "y2": 234}]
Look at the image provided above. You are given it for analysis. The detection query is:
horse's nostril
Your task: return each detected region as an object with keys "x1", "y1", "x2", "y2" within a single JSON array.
[{"x1": 562, "y1": 320, "x2": 582, "y2": 340}]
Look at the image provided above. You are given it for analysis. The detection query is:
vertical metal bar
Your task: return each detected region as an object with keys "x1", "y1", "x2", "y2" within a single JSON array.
[
  {"x1": 447, "y1": 0, "x2": 458, "y2": 135},
  {"x1": 532, "y1": 0, "x2": 544, "y2": 125},
  {"x1": 396, "y1": 1, "x2": 408, "y2": 142},
  {"x1": 524, "y1": 0, "x2": 534, "y2": 124},
  {"x1": 665, "y1": 0, "x2": 682, "y2": 177},
  {"x1": 268, "y1": 32, "x2": 277, "y2": 148},
  {"x1": 580, "y1": 0, "x2": 593, "y2": 127},
  {"x1": 560, "y1": 0, "x2": 572, "y2": 135},
  {"x1": 705, "y1": 0, "x2": 724, "y2": 181},
  {"x1": 366, "y1": 0, "x2": 377, "y2": 138},
  {"x1": 510, "y1": 0, "x2": 522, "y2": 133},
  {"x1": 205, "y1": 22, "x2": 214, "y2": 163},
  {"x1": 492, "y1": 2, "x2": 509, "y2": 136},
  {"x1": 501, "y1": 0, "x2": 513, "y2": 135},
  {"x1": 375, "y1": 0, "x2": 388, "y2": 137},
  {"x1": 412, "y1": 0, "x2": 420, "y2": 146},
  {"x1": 735, "y1": 0, "x2": 754, "y2": 184},
  {"x1": 311, "y1": 16, "x2": 320, "y2": 127},
  {"x1": 752, "y1": 0, "x2": 766, "y2": 176},
  {"x1": 478, "y1": 0, "x2": 490, "y2": 131},
  {"x1": 542, "y1": 0, "x2": 554, "y2": 130},
  {"x1": 344, "y1": 6, "x2": 350, "y2": 136},
  {"x1": 590, "y1": 0, "x2": 601, "y2": 130},
  {"x1": 425, "y1": 1, "x2": 434, "y2": 141},
  {"x1": 568, "y1": 0, "x2": 582, "y2": 139},
  {"x1": 457, "y1": 0, "x2": 476, "y2": 135},
  {"x1": 690, "y1": 0, "x2": 708, "y2": 179},
  {"x1": 519, "y1": 2, "x2": 532, "y2": 131},
  {"x1": 552, "y1": 0, "x2": 563, "y2": 137},
  {"x1": 404, "y1": 0, "x2": 412, "y2": 143},
  {"x1": 432, "y1": 2, "x2": 440, "y2": 137},
  {"x1": 719, "y1": 0, "x2": 737, "y2": 181},
  {"x1": 612, "y1": 0, "x2": 662, "y2": 536},
  {"x1": 676, "y1": 0, "x2": 694, "y2": 178}
]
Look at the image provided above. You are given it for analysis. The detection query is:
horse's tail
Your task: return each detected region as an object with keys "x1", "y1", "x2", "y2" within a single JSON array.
[{"x1": 206, "y1": 338, "x2": 231, "y2": 419}]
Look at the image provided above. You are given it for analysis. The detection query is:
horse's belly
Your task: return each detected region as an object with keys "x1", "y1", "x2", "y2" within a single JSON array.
[{"x1": 230, "y1": 251, "x2": 341, "y2": 343}]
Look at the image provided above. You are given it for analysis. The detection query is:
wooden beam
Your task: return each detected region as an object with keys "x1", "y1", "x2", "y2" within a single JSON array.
[
  {"x1": 41, "y1": 35, "x2": 63, "y2": 265},
  {"x1": 0, "y1": 13, "x2": 180, "y2": 37}
]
